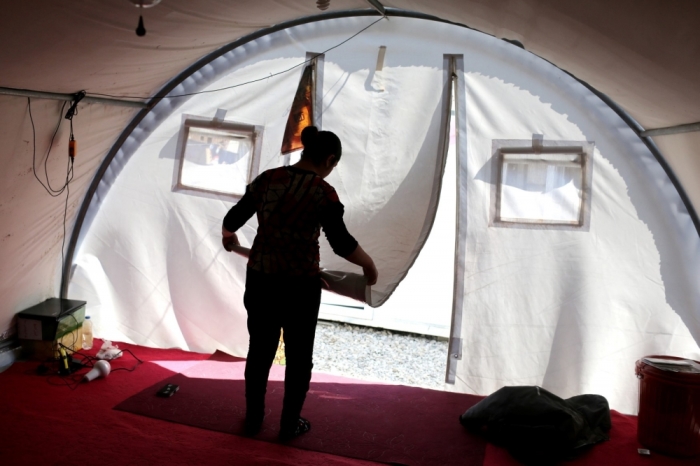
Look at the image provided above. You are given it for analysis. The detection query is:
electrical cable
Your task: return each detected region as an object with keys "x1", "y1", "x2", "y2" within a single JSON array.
[
  {"x1": 60, "y1": 315, "x2": 145, "y2": 373},
  {"x1": 42, "y1": 342, "x2": 144, "y2": 390},
  {"x1": 65, "y1": 312, "x2": 82, "y2": 353},
  {"x1": 27, "y1": 315, "x2": 92, "y2": 390},
  {"x1": 33, "y1": 325, "x2": 144, "y2": 388},
  {"x1": 59, "y1": 342, "x2": 144, "y2": 373},
  {"x1": 62, "y1": 121, "x2": 76, "y2": 284},
  {"x1": 109, "y1": 348, "x2": 144, "y2": 372},
  {"x1": 47, "y1": 370, "x2": 85, "y2": 390},
  {"x1": 61, "y1": 160, "x2": 73, "y2": 291},
  {"x1": 27, "y1": 97, "x2": 78, "y2": 295},
  {"x1": 27, "y1": 98, "x2": 73, "y2": 197},
  {"x1": 87, "y1": 16, "x2": 385, "y2": 101}
]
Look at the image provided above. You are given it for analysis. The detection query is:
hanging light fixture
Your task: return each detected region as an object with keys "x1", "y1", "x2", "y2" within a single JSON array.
[
  {"x1": 128, "y1": 0, "x2": 161, "y2": 7},
  {"x1": 129, "y1": 0, "x2": 162, "y2": 36},
  {"x1": 316, "y1": 0, "x2": 331, "y2": 11}
]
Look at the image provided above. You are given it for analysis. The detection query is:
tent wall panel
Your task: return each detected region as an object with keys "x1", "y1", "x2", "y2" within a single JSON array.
[
  {"x1": 0, "y1": 96, "x2": 138, "y2": 337},
  {"x1": 452, "y1": 30, "x2": 700, "y2": 413},
  {"x1": 71, "y1": 52, "x2": 311, "y2": 354}
]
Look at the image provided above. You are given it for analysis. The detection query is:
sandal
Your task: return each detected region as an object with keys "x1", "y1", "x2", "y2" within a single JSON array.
[
  {"x1": 244, "y1": 415, "x2": 264, "y2": 436},
  {"x1": 279, "y1": 417, "x2": 311, "y2": 441}
]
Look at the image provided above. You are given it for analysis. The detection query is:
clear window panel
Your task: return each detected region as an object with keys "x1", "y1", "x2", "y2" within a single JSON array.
[
  {"x1": 500, "y1": 155, "x2": 583, "y2": 223},
  {"x1": 180, "y1": 127, "x2": 253, "y2": 196}
]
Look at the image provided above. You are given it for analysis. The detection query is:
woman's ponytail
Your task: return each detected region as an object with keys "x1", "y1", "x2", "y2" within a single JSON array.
[
  {"x1": 300, "y1": 125, "x2": 342, "y2": 165},
  {"x1": 301, "y1": 125, "x2": 319, "y2": 148}
]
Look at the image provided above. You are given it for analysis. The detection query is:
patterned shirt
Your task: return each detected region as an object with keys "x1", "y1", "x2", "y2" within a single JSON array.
[{"x1": 223, "y1": 166, "x2": 358, "y2": 276}]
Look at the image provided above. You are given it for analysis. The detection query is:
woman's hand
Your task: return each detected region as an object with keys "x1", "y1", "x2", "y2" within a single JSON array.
[
  {"x1": 343, "y1": 244, "x2": 378, "y2": 286},
  {"x1": 222, "y1": 228, "x2": 240, "y2": 251},
  {"x1": 363, "y1": 261, "x2": 378, "y2": 286}
]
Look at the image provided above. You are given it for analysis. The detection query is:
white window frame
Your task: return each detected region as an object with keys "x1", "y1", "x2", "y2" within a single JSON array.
[
  {"x1": 490, "y1": 139, "x2": 595, "y2": 230},
  {"x1": 173, "y1": 116, "x2": 263, "y2": 200}
]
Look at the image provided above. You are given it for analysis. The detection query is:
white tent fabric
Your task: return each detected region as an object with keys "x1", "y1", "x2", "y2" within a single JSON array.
[
  {"x1": 451, "y1": 27, "x2": 700, "y2": 414},
  {"x1": 67, "y1": 17, "x2": 700, "y2": 414},
  {"x1": 70, "y1": 17, "x2": 448, "y2": 353},
  {"x1": 319, "y1": 107, "x2": 457, "y2": 337}
]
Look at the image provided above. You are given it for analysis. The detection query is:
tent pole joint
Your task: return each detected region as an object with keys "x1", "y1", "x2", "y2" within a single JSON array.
[
  {"x1": 0, "y1": 86, "x2": 148, "y2": 109},
  {"x1": 640, "y1": 122, "x2": 700, "y2": 138}
]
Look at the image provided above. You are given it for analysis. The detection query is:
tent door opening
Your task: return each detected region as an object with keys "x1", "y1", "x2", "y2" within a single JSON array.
[{"x1": 319, "y1": 56, "x2": 463, "y2": 370}]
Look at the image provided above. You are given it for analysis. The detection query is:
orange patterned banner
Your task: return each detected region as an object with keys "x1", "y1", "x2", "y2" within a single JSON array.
[{"x1": 281, "y1": 65, "x2": 314, "y2": 155}]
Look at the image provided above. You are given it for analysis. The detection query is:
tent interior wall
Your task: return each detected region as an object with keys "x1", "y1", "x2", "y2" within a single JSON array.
[{"x1": 2, "y1": 0, "x2": 700, "y2": 418}]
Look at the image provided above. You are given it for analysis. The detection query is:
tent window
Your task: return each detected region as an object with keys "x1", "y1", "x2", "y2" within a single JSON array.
[
  {"x1": 174, "y1": 118, "x2": 263, "y2": 199},
  {"x1": 492, "y1": 141, "x2": 594, "y2": 228}
]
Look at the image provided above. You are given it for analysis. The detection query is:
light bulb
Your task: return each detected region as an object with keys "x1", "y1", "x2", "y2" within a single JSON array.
[
  {"x1": 83, "y1": 360, "x2": 111, "y2": 382},
  {"x1": 128, "y1": 0, "x2": 162, "y2": 7}
]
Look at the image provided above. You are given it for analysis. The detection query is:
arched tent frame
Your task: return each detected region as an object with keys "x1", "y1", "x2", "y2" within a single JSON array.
[{"x1": 61, "y1": 7, "x2": 700, "y2": 300}]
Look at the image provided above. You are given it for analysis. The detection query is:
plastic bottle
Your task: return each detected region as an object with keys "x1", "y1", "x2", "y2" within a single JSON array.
[{"x1": 82, "y1": 316, "x2": 93, "y2": 350}]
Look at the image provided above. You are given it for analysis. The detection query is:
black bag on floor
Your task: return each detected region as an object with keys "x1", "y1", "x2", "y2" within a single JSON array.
[{"x1": 460, "y1": 386, "x2": 611, "y2": 465}]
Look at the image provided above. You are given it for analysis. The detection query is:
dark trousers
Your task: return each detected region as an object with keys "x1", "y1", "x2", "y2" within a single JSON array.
[{"x1": 243, "y1": 268, "x2": 322, "y2": 427}]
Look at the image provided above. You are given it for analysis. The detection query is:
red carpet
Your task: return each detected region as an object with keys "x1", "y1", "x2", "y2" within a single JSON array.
[
  {"x1": 0, "y1": 341, "x2": 378, "y2": 465},
  {"x1": 2, "y1": 340, "x2": 698, "y2": 465},
  {"x1": 482, "y1": 410, "x2": 698, "y2": 466},
  {"x1": 115, "y1": 353, "x2": 487, "y2": 466}
]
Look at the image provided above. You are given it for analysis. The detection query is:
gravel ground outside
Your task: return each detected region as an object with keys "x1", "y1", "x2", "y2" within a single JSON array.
[{"x1": 312, "y1": 320, "x2": 449, "y2": 390}]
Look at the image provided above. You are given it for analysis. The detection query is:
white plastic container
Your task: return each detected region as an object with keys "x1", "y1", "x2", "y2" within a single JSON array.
[{"x1": 82, "y1": 316, "x2": 93, "y2": 350}]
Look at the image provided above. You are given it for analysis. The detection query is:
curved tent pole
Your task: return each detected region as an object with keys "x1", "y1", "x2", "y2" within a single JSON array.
[
  {"x1": 571, "y1": 79, "x2": 700, "y2": 235},
  {"x1": 60, "y1": 7, "x2": 700, "y2": 298}
]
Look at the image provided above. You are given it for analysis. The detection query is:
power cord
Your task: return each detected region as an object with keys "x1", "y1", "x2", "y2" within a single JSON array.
[
  {"x1": 27, "y1": 98, "x2": 73, "y2": 197},
  {"x1": 59, "y1": 342, "x2": 144, "y2": 373},
  {"x1": 36, "y1": 342, "x2": 145, "y2": 390},
  {"x1": 26, "y1": 311, "x2": 134, "y2": 389},
  {"x1": 27, "y1": 96, "x2": 78, "y2": 296},
  {"x1": 60, "y1": 316, "x2": 145, "y2": 373}
]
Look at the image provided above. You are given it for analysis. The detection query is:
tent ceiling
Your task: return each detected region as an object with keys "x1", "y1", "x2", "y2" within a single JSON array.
[
  {"x1": 1, "y1": 0, "x2": 699, "y2": 333},
  {"x1": 4, "y1": 1, "x2": 699, "y2": 129}
]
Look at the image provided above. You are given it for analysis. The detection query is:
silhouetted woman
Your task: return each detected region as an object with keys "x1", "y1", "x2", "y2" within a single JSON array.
[{"x1": 222, "y1": 126, "x2": 378, "y2": 440}]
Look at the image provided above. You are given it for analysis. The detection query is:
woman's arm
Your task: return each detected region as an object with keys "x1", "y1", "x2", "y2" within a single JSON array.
[
  {"x1": 319, "y1": 188, "x2": 378, "y2": 286},
  {"x1": 222, "y1": 186, "x2": 256, "y2": 250},
  {"x1": 343, "y1": 244, "x2": 378, "y2": 286}
]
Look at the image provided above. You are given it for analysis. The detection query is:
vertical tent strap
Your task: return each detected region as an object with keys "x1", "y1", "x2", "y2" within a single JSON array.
[
  {"x1": 310, "y1": 51, "x2": 325, "y2": 129},
  {"x1": 444, "y1": 55, "x2": 466, "y2": 384}
]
